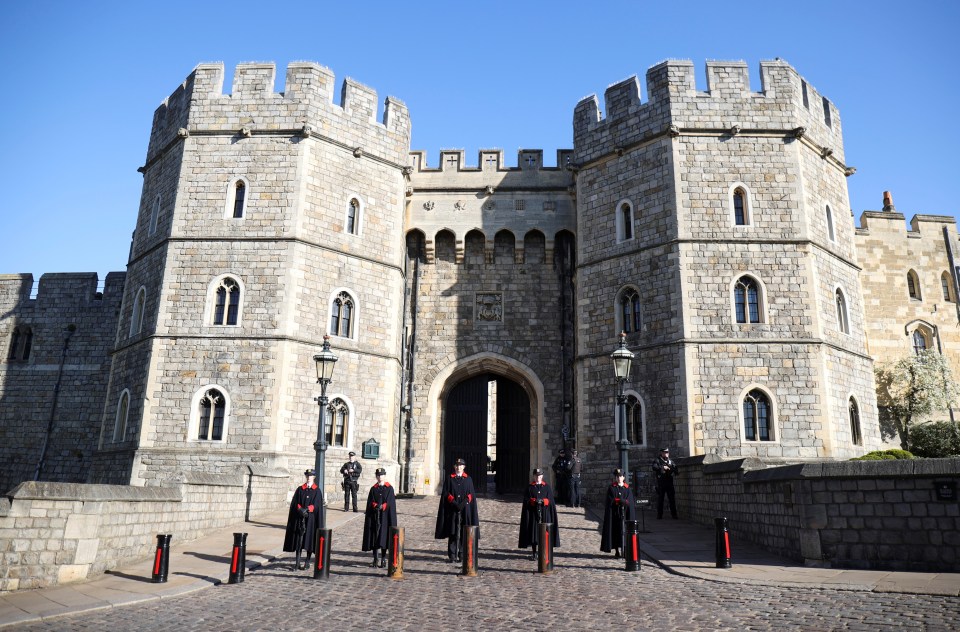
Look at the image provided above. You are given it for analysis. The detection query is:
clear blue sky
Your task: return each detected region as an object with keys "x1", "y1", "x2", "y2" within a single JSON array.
[{"x1": 1, "y1": 1, "x2": 958, "y2": 281}]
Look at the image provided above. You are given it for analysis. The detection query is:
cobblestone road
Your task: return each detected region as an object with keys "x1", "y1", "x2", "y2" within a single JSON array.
[{"x1": 17, "y1": 496, "x2": 960, "y2": 631}]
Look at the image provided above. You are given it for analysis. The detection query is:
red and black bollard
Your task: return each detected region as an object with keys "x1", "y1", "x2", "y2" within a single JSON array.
[
  {"x1": 460, "y1": 524, "x2": 479, "y2": 577},
  {"x1": 536, "y1": 522, "x2": 554, "y2": 574},
  {"x1": 151, "y1": 534, "x2": 172, "y2": 583},
  {"x1": 313, "y1": 528, "x2": 333, "y2": 579},
  {"x1": 623, "y1": 519, "x2": 641, "y2": 572},
  {"x1": 228, "y1": 532, "x2": 248, "y2": 584},
  {"x1": 387, "y1": 526, "x2": 404, "y2": 580},
  {"x1": 715, "y1": 517, "x2": 732, "y2": 568}
]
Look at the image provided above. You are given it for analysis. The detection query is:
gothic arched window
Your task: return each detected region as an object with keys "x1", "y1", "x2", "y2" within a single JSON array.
[
  {"x1": 113, "y1": 390, "x2": 130, "y2": 443},
  {"x1": 734, "y1": 276, "x2": 762, "y2": 324},
  {"x1": 346, "y1": 198, "x2": 360, "y2": 235},
  {"x1": 626, "y1": 394, "x2": 644, "y2": 445},
  {"x1": 130, "y1": 287, "x2": 146, "y2": 337},
  {"x1": 825, "y1": 205, "x2": 835, "y2": 242},
  {"x1": 330, "y1": 291, "x2": 355, "y2": 338},
  {"x1": 836, "y1": 288, "x2": 849, "y2": 334},
  {"x1": 197, "y1": 388, "x2": 226, "y2": 441},
  {"x1": 618, "y1": 288, "x2": 642, "y2": 334},
  {"x1": 7, "y1": 325, "x2": 33, "y2": 361},
  {"x1": 232, "y1": 181, "x2": 246, "y2": 218},
  {"x1": 326, "y1": 398, "x2": 349, "y2": 447},
  {"x1": 743, "y1": 389, "x2": 774, "y2": 441},
  {"x1": 849, "y1": 397, "x2": 862, "y2": 446},
  {"x1": 907, "y1": 270, "x2": 921, "y2": 300},
  {"x1": 213, "y1": 277, "x2": 242, "y2": 326}
]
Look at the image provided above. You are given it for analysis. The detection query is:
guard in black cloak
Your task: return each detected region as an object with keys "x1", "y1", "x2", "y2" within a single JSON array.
[
  {"x1": 361, "y1": 467, "x2": 398, "y2": 568},
  {"x1": 283, "y1": 469, "x2": 323, "y2": 569},
  {"x1": 600, "y1": 468, "x2": 636, "y2": 559},
  {"x1": 434, "y1": 458, "x2": 480, "y2": 563},
  {"x1": 518, "y1": 468, "x2": 560, "y2": 560}
]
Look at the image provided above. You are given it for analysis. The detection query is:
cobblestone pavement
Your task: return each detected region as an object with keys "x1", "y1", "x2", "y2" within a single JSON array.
[{"x1": 15, "y1": 496, "x2": 960, "y2": 631}]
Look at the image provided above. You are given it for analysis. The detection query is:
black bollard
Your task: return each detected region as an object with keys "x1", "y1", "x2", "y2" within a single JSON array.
[
  {"x1": 387, "y1": 526, "x2": 404, "y2": 580},
  {"x1": 623, "y1": 520, "x2": 641, "y2": 572},
  {"x1": 715, "y1": 517, "x2": 732, "y2": 568},
  {"x1": 151, "y1": 534, "x2": 172, "y2": 583},
  {"x1": 536, "y1": 522, "x2": 554, "y2": 574},
  {"x1": 313, "y1": 528, "x2": 333, "y2": 579},
  {"x1": 460, "y1": 524, "x2": 479, "y2": 577},
  {"x1": 228, "y1": 532, "x2": 248, "y2": 584}
]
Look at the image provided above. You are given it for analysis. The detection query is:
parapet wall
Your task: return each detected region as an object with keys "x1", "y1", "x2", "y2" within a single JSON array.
[
  {"x1": 148, "y1": 62, "x2": 411, "y2": 166},
  {"x1": 0, "y1": 467, "x2": 290, "y2": 592},
  {"x1": 674, "y1": 456, "x2": 960, "y2": 572},
  {"x1": 574, "y1": 59, "x2": 844, "y2": 165}
]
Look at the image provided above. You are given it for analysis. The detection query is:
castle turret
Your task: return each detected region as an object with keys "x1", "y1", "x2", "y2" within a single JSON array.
[
  {"x1": 573, "y1": 59, "x2": 877, "y2": 472},
  {"x1": 92, "y1": 63, "x2": 412, "y2": 488}
]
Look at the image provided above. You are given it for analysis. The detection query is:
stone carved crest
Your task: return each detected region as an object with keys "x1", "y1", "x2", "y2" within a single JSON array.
[
  {"x1": 423, "y1": 201, "x2": 435, "y2": 211},
  {"x1": 475, "y1": 293, "x2": 503, "y2": 322},
  {"x1": 483, "y1": 201, "x2": 496, "y2": 211},
  {"x1": 454, "y1": 200, "x2": 466, "y2": 211}
]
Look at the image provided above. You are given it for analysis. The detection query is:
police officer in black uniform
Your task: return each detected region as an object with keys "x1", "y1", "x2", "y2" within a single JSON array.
[
  {"x1": 552, "y1": 448, "x2": 571, "y2": 505},
  {"x1": 567, "y1": 448, "x2": 583, "y2": 508},
  {"x1": 652, "y1": 447, "x2": 679, "y2": 519},
  {"x1": 340, "y1": 451, "x2": 362, "y2": 512}
]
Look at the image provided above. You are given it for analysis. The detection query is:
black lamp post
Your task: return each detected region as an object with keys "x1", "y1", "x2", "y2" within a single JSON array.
[
  {"x1": 313, "y1": 335, "x2": 338, "y2": 529},
  {"x1": 611, "y1": 332, "x2": 635, "y2": 480}
]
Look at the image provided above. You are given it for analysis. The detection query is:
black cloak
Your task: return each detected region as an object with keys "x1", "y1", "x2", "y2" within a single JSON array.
[
  {"x1": 434, "y1": 472, "x2": 480, "y2": 539},
  {"x1": 600, "y1": 483, "x2": 636, "y2": 553},
  {"x1": 518, "y1": 480, "x2": 560, "y2": 549},
  {"x1": 283, "y1": 483, "x2": 323, "y2": 554},
  {"x1": 361, "y1": 482, "x2": 398, "y2": 551}
]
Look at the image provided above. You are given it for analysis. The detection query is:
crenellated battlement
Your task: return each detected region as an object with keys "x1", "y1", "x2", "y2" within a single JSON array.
[
  {"x1": 408, "y1": 148, "x2": 574, "y2": 172},
  {"x1": 0, "y1": 272, "x2": 125, "y2": 308},
  {"x1": 573, "y1": 59, "x2": 845, "y2": 165},
  {"x1": 147, "y1": 62, "x2": 411, "y2": 166}
]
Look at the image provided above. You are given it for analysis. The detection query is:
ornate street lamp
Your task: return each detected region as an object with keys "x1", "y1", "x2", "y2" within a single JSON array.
[
  {"x1": 610, "y1": 332, "x2": 635, "y2": 480},
  {"x1": 313, "y1": 335, "x2": 338, "y2": 529}
]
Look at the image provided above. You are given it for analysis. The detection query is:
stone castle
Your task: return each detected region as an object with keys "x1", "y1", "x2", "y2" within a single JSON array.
[{"x1": 3, "y1": 58, "x2": 958, "y2": 500}]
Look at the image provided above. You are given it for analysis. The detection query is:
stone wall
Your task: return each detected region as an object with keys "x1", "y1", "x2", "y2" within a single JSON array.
[
  {"x1": 0, "y1": 466, "x2": 290, "y2": 593},
  {"x1": 0, "y1": 273, "x2": 125, "y2": 494},
  {"x1": 674, "y1": 455, "x2": 960, "y2": 572}
]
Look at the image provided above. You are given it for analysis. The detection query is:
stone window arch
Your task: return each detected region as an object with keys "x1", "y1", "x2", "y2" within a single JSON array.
[
  {"x1": 523, "y1": 230, "x2": 545, "y2": 264},
  {"x1": 941, "y1": 271, "x2": 953, "y2": 302},
  {"x1": 907, "y1": 270, "x2": 921, "y2": 300},
  {"x1": 330, "y1": 289, "x2": 356, "y2": 339},
  {"x1": 912, "y1": 326, "x2": 933, "y2": 355},
  {"x1": 326, "y1": 397, "x2": 352, "y2": 447},
  {"x1": 113, "y1": 389, "x2": 130, "y2": 443},
  {"x1": 225, "y1": 178, "x2": 249, "y2": 219},
  {"x1": 732, "y1": 275, "x2": 764, "y2": 324},
  {"x1": 494, "y1": 229, "x2": 516, "y2": 264},
  {"x1": 190, "y1": 385, "x2": 230, "y2": 442},
  {"x1": 345, "y1": 196, "x2": 364, "y2": 235},
  {"x1": 626, "y1": 392, "x2": 645, "y2": 446},
  {"x1": 849, "y1": 396, "x2": 862, "y2": 446},
  {"x1": 616, "y1": 286, "x2": 642, "y2": 334},
  {"x1": 616, "y1": 199, "x2": 634, "y2": 242},
  {"x1": 729, "y1": 183, "x2": 753, "y2": 227},
  {"x1": 130, "y1": 286, "x2": 146, "y2": 337},
  {"x1": 435, "y1": 230, "x2": 457, "y2": 264},
  {"x1": 835, "y1": 287, "x2": 850, "y2": 335},
  {"x1": 7, "y1": 324, "x2": 33, "y2": 361},
  {"x1": 741, "y1": 386, "x2": 776, "y2": 442},
  {"x1": 148, "y1": 195, "x2": 161, "y2": 235},
  {"x1": 464, "y1": 229, "x2": 486, "y2": 265},
  {"x1": 208, "y1": 275, "x2": 243, "y2": 326},
  {"x1": 825, "y1": 204, "x2": 836, "y2": 242}
]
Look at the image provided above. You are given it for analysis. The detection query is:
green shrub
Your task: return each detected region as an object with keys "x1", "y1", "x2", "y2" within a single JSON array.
[
  {"x1": 850, "y1": 449, "x2": 915, "y2": 461},
  {"x1": 908, "y1": 422, "x2": 960, "y2": 458}
]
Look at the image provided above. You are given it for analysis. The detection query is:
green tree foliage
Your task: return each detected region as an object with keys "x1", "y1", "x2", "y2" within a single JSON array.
[
  {"x1": 850, "y1": 449, "x2": 915, "y2": 461},
  {"x1": 874, "y1": 350, "x2": 960, "y2": 450},
  {"x1": 907, "y1": 421, "x2": 960, "y2": 458}
]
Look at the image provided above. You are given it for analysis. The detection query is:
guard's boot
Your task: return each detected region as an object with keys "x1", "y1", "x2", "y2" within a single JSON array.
[
  {"x1": 379, "y1": 551, "x2": 387, "y2": 568},
  {"x1": 303, "y1": 553, "x2": 312, "y2": 570},
  {"x1": 371, "y1": 553, "x2": 379, "y2": 568},
  {"x1": 614, "y1": 548, "x2": 622, "y2": 559}
]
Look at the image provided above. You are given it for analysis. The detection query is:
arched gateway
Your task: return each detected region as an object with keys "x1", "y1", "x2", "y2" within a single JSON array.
[
  {"x1": 443, "y1": 374, "x2": 530, "y2": 494},
  {"x1": 427, "y1": 353, "x2": 544, "y2": 496}
]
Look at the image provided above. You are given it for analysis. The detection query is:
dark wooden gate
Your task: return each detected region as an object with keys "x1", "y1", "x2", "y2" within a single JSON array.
[
  {"x1": 443, "y1": 374, "x2": 490, "y2": 493},
  {"x1": 494, "y1": 378, "x2": 530, "y2": 494}
]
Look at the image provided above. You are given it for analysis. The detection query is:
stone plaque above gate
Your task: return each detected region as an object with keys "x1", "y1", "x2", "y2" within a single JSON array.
[{"x1": 475, "y1": 292, "x2": 503, "y2": 323}]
